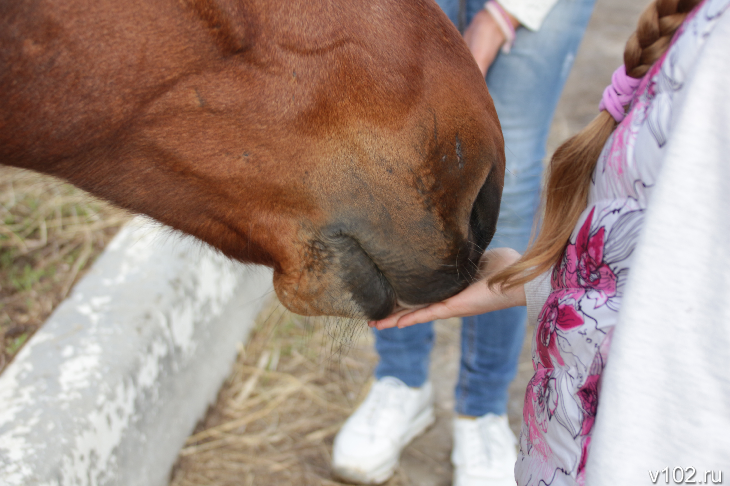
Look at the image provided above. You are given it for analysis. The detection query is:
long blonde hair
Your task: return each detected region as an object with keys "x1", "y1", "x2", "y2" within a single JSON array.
[{"x1": 491, "y1": 0, "x2": 701, "y2": 289}]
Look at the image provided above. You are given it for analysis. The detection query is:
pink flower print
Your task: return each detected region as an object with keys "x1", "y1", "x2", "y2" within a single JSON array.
[
  {"x1": 576, "y1": 435, "x2": 592, "y2": 486},
  {"x1": 536, "y1": 290, "x2": 584, "y2": 367},
  {"x1": 560, "y1": 208, "x2": 618, "y2": 306},
  {"x1": 523, "y1": 366, "x2": 558, "y2": 458},
  {"x1": 576, "y1": 374, "x2": 600, "y2": 435}
]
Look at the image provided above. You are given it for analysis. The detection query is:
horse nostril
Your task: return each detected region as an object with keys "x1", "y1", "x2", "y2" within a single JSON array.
[{"x1": 469, "y1": 168, "x2": 502, "y2": 255}]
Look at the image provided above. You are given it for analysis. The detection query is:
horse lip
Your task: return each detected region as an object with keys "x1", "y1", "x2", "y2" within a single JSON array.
[
  {"x1": 322, "y1": 231, "x2": 397, "y2": 320},
  {"x1": 321, "y1": 226, "x2": 477, "y2": 319},
  {"x1": 391, "y1": 301, "x2": 429, "y2": 317},
  {"x1": 334, "y1": 238, "x2": 471, "y2": 318},
  {"x1": 395, "y1": 300, "x2": 427, "y2": 310}
]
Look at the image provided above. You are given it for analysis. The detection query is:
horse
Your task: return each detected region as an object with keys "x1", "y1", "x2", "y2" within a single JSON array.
[{"x1": 0, "y1": 0, "x2": 505, "y2": 320}]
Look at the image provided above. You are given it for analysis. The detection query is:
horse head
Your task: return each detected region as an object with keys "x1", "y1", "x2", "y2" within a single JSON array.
[{"x1": 0, "y1": 0, "x2": 504, "y2": 319}]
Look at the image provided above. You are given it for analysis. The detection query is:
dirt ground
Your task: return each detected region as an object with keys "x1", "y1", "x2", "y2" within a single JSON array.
[{"x1": 169, "y1": 0, "x2": 650, "y2": 485}]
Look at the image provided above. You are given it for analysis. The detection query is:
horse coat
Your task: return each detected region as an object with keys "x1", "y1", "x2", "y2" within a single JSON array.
[{"x1": 0, "y1": 0, "x2": 505, "y2": 319}]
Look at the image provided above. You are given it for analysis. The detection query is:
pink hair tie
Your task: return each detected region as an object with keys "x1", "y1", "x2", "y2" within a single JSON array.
[
  {"x1": 599, "y1": 65, "x2": 642, "y2": 123},
  {"x1": 484, "y1": 1, "x2": 516, "y2": 53}
]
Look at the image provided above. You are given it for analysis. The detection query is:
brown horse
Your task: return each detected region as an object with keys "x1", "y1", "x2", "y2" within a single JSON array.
[{"x1": 0, "y1": 0, "x2": 504, "y2": 320}]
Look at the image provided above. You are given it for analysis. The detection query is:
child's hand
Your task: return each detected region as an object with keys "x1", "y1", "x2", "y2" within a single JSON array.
[{"x1": 369, "y1": 248, "x2": 525, "y2": 330}]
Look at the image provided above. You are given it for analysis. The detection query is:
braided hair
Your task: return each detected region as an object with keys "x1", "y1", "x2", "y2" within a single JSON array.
[{"x1": 491, "y1": 0, "x2": 702, "y2": 289}]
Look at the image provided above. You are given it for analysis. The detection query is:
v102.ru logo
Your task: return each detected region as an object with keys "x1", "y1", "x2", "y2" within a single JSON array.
[{"x1": 649, "y1": 467, "x2": 723, "y2": 484}]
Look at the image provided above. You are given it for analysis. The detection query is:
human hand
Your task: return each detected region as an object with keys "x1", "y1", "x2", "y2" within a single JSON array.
[
  {"x1": 369, "y1": 248, "x2": 525, "y2": 330},
  {"x1": 463, "y1": 7, "x2": 520, "y2": 77}
]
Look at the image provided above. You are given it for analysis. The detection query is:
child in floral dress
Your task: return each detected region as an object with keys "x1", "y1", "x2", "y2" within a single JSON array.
[{"x1": 371, "y1": 0, "x2": 730, "y2": 483}]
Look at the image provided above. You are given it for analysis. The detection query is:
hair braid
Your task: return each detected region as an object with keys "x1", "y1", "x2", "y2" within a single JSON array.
[
  {"x1": 626, "y1": 0, "x2": 699, "y2": 77},
  {"x1": 489, "y1": 0, "x2": 701, "y2": 290}
]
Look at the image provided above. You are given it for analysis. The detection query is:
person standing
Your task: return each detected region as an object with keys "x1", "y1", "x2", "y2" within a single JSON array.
[
  {"x1": 332, "y1": 0, "x2": 596, "y2": 484},
  {"x1": 370, "y1": 0, "x2": 730, "y2": 482}
]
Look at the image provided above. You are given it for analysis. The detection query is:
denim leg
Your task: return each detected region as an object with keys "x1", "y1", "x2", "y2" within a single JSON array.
[
  {"x1": 373, "y1": 322, "x2": 434, "y2": 387},
  {"x1": 431, "y1": 0, "x2": 596, "y2": 416},
  {"x1": 458, "y1": 308, "x2": 528, "y2": 415},
  {"x1": 372, "y1": 0, "x2": 595, "y2": 405}
]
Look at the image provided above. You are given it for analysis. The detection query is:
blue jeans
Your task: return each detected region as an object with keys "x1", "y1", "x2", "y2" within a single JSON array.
[{"x1": 374, "y1": 0, "x2": 595, "y2": 416}]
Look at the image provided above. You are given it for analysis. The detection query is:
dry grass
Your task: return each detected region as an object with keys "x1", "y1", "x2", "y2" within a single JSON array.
[
  {"x1": 169, "y1": 298, "x2": 416, "y2": 486},
  {"x1": 0, "y1": 165, "x2": 438, "y2": 486},
  {"x1": 0, "y1": 166, "x2": 129, "y2": 372}
]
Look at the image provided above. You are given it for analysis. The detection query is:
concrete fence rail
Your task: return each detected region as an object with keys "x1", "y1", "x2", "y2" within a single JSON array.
[{"x1": 0, "y1": 217, "x2": 273, "y2": 486}]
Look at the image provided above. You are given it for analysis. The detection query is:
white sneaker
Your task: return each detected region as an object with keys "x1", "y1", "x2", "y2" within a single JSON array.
[
  {"x1": 332, "y1": 377, "x2": 435, "y2": 484},
  {"x1": 451, "y1": 414, "x2": 517, "y2": 486}
]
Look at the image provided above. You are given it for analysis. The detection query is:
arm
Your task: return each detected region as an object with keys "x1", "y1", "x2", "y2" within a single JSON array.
[
  {"x1": 464, "y1": 0, "x2": 561, "y2": 76},
  {"x1": 464, "y1": 5, "x2": 519, "y2": 76},
  {"x1": 369, "y1": 248, "x2": 526, "y2": 330}
]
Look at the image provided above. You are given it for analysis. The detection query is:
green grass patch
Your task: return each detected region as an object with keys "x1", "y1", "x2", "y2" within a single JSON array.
[{"x1": 5, "y1": 333, "x2": 29, "y2": 355}]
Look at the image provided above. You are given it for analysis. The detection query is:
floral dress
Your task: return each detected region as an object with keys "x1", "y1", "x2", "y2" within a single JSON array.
[{"x1": 515, "y1": 0, "x2": 730, "y2": 484}]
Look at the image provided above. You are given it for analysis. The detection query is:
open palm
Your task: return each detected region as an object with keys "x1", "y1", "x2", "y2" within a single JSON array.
[{"x1": 369, "y1": 248, "x2": 525, "y2": 330}]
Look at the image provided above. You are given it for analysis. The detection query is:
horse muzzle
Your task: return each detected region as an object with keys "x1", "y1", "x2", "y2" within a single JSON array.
[{"x1": 272, "y1": 170, "x2": 503, "y2": 320}]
